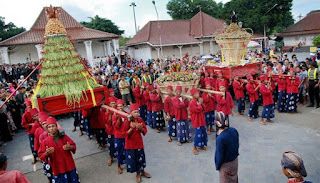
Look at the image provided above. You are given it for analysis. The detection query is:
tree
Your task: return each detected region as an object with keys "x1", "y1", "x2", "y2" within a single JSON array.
[
  {"x1": 166, "y1": 0, "x2": 223, "y2": 20},
  {"x1": 0, "y1": 17, "x2": 26, "y2": 41},
  {"x1": 80, "y1": 15, "x2": 124, "y2": 35},
  {"x1": 313, "y1": 34, "x2": 320, "y2": 47},
  {"x1": 166, "y1": 0, "x2": 294, "y2": 35}
]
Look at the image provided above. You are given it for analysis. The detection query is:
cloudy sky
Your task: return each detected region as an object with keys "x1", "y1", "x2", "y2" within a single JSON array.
[{"x1": 0, "y1": 0, "x2": 319, "y2": 37}]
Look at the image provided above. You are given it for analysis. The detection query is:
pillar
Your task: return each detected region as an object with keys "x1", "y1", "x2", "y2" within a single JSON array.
[
  {"x1": 35, "y1": 44, "x2": 43, "y2": 60},
  {"x1": 177, "y1": 45, "x2": 183, "y2": 60},
  {"x1": 112, "y1": 39, "x2": 120, "y2": 65},
  {"x1": 155, "y1": 47, "x2": 161, "y2": 59},
  {"x1": 209, "y1": 38, "x2": 214, "y2": 54},
  {"x1": 104, "y1": 41, "x2": 112, "y2": 57},
  {"x1": 198, "y1": 43, "x2": 204, "y2": 55},
  {"x1": 0, "y1": 47, "x2": 10, "y2": 64},
  {"x1": 84, "y1": 40, "x2": 93, "y2": 66}
]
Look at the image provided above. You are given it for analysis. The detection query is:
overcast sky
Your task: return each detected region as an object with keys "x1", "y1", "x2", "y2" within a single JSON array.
[{"x1": 0, "y1": 0, "x2": 319, "y2": 37}]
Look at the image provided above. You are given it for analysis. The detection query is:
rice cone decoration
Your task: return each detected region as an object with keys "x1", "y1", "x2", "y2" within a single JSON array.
[{"x1": 32, "y1": 5, "x2": 100, "y2": 107}]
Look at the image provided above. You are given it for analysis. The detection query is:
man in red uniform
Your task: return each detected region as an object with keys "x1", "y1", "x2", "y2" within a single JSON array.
[
  {"x1": 123, "y1": 103, "x2": 151, "y2": 183},
  {"x1": 215, "y1": 70, "x2": 230, "y2": 92},
  {"x1": 133, "y1": 80, "x2": 147, "y2": 122},
  {"x1": 276, "y1": 69, "x2": 287, "y2": 112},
  {"x1": 246, "y1": 74, "x2": 260, "y2": 121},
  {"x1": 216, "y1": 84, "x2": 234, "y2": 133},
  {"x1": 149, "y1": 85, "x2": 165, "y2": 133},
  {"x1": 91, "y1": 107, "x2": 107, "y2": 150},
  {"x1": 164, "y1": 85, "x2": 176, "y2": 142},
  {"x1": 23, "y1": 108, "x2": 39, "y2": 164},
  {"x1": 0, "y1": 154, "x2": 30, "y2": 183},
  {"x1": 172, "y1": 86, "x2": 191, "y2": 146},
  {"x1": 105, "y1": 97, "x2": 117, "y2": 166},
  {"x1": 286, "y1": 68, "x2": 300, "y2": 113},
  {"x1": 232, "y1": 74, "x2": 245, "y2": 116},
  {"x1": 38, "y1": 117, "x2": 80, "y2": 183},
  {"x1": 202, "y1": 81, "x2": 216, "y2": 135},
  {"x1": 143, "y1": 83, "x2": 153, "y2": 127},
  {"x1": 259, "y1": 75, "x2": 275, "y2": 125},
  {"x1": 189, "y1": 88, "x2": 208, "y2": 155}
]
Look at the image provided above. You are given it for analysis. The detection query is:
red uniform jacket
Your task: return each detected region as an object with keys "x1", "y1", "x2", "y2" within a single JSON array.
[
  {"x1": 246, "y1": 83, "x2": 259, "y2": 103},
  {"x1": 232, "y1": 81, "x2": 245, "y2": 99},
  {"x1": 150, "y1": 93, "x2": 163, "y2": 112},
  {"x1": 189, "y1": 99, "x2": 206, "y2": 128},
  {"x1": 39, "y1": 131, "x2": 49, "y2": 145},
  {"x1": 276, "y1": 78, "x2": 287, "y2": 92},
  {"x1": 34, "y1": 127, "x2": 45, "y2": 151},
  {"x1": 21, "y1": 111, "x2": 32, "y2": 135},
  {"x1": 143, "y1": 91, "x2": 152, "y2": 111},
  {"x1": 90, "y1": 108, "x2": 106, "y2": 129},
  {"x1": 286, "y1": 76, "x2": 300, "y2": 94},
  {"x1": 216, "y1": 92, "x2": 234, "y2": 115},
  {"x1": 105, "y1": 111, "x2": 114, "y2": 135},
  {"x1": 164, "y1": 96, "x2": 175, "y2": 116},
  {"x1": 216, "y1": 78, "x2": 229, "y2": 91},
  {"x1": 38, "y1": 135, "x2": 76, "y2": 176},
  {"x1": 200, "y1": 76, "x2": 205, "y2": 89},
  {"x1": 0, "y1": 170, "x2": 31, "y2": 183},
  {"x1": 172, "y1": 96, "x2": 189, "y2": 120},
  {"x1": 30, "y1": 122, "x2": 41, "y2": 135},
  {"x1": 259, "y1": 84, "x2": 274, "y2": 106},
  {"x1": 81, "y1": 109, "x2": 92, "y2": 118},
  {"x1": 112, "y1": 114, "x2": 127, "y2": 138},
  {"x1": 123, "y1": 117, "x2": 147, "y2": 149},
  {"x1": 133, "y1": 87, "x2": 146, "y2": 107},
  {"x1": 204, "y1": 77, "x2": 216, "y2": 90},
  {"x1": 202, "y1": 92, "x2": 215, "y2": 112}
]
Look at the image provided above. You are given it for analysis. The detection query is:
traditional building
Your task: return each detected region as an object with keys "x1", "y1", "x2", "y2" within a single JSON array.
[
  {"x1": 0, "y1": 7, "x2": 120, "y2": 66},
  {"x1": 126, "y1": 11, "x2": 226, "y2": 61},
  {"x1": 278, "y1": 10, "x2": 320, "y2": 49}
]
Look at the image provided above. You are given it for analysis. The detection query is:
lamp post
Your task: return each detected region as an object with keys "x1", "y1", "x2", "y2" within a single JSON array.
[
  {"x1": 263, "y1": 3, "x2": 278, "y2": 53},
  {"x1": 130, "y1": 2, "x2": 137, "y2": 34},
  {"x1": 152, "y1": 0, "x2": 163, "y2": 58}
]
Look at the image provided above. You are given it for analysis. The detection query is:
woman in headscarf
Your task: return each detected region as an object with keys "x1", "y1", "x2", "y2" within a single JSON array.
[
  {"x1": 214, "y1": 111, "x2": 239, "y2": 183},
  {"x1": 281, "y1": 151, "x2": 312, "y2": 183}
]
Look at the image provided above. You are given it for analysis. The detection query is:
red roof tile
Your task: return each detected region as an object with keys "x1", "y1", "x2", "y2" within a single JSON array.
[
  {"x1": 0, "y1": 7, "x2": 118, "y2": 46},
  {"x1": 278, "y1": 10, "x2": 320, "y2": 37},
  {"x1": 127, "y1": 11, "x2": 225, "y2": 46}
]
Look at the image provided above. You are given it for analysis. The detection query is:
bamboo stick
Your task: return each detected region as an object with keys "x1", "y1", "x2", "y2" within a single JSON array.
[
  {"x1": 101, "y1": 105, "x2": 131, "y2": 120},
  {"x1": 197, "y1": 88, "x2": 225, "y2": 96}
]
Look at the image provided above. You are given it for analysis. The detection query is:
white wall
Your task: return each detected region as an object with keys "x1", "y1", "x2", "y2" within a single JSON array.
[
  {"x1": 283, "y1": 34, "x2": 317, "y2": 47},
  {"x1": 8, "y1": 44, "x2": 38, "y2": 64},
  {"x1": 129, "y1": 45, "x2": 152, "y2": 62},
  {"x1": 92, "y1": 40, "x2": 105, "y2": 58},
  {"x1": 74, "y1": 42, "x2": 87, "y2": 59}
]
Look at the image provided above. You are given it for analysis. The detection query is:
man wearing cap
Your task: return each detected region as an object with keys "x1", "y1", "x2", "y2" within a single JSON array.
[
  {"x1": 105, "y1": 97, "x2": 117, "y2": 166},
  {"x1": 90, "y1": 107, "x2": 107, "y2": 150},
  {"x1": 189, "y1": 88, "x2": 208, "y2": 155},
  {"x1": 215, "y1": 70, "x2": 230, "y2": 92},
  {"x1": 276, "y1": 69, "x2": 287, "y2": 112},
  {"x1": 149, "y1": 85, "x2": 165, "y2": 133},
  {"x1": 172, "y1": 86, "x2": 191, "y2": 146},
  {"x1": 0, "y1": 154, "x2": 30, "y2": 182},
  {"x1": 204, "y1": 69, "x2": 216, "y2": 90},
  {"x1": 26, "y1": 108, "x2": 40, "y2": 164},
  {"x1": 246, "y1": 74, "x2": 260, "y2": 121},
  {"x1": 123, "y1": 103, "x2": 151, "y2": 183},
  {"x1": 133, "y1": 80, "x2": 147, "y2": 122},
  {"x1": 286, "y1": 68, "x2": 300, "y2": 113},
  {"x1": 216, "y1": 83, "x2": 234, "y2": 131},
  {"x1": 259, "y1": 75, "x2": 275, "y2": 125},
  {"x1": 281, "y1": 151, "x2": 312, "y2": 183},
  {"x1": 38, "y1": 117, "x2": 80, "y2": 183},
  {"x1": 164, "y1": 85, "x2": 177, "y2": 142},
  {"x1": 202, "y1": 81, "x2": 216, "y2": 135},
  {"x1": 214, "y1": 111, "x2": 239, "y2": 183},
  {"x1": 143, "y1": 83, "x2": 153, "y2": 127},
  {"x1": 306, "y1": 61, "x2": 320, "y2": 108},
  {"x1": 112, "y1": 99, "x2": 127, "y2": 174},
  {"x1": 232, "y1": 74, "x2": 245, "y2": 116}
]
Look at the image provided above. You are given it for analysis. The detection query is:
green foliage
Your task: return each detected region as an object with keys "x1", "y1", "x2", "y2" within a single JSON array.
[
  {"x1": 80, "y1": 15, "x2": 124, "y2": 35},
  {"x1": 312, "y1": 34, "x2": 320, "y2": 47},
  {"x1": 39, "y1": 35, "x2": 100, "y2": 105},
  {"x1": 166, "y1": 0, "x2": 294, "y2": 35},
  {"x1": 0, "y1": 16, "x2": 26, "y2": 41},
  {"x1": 167, "y1": 0, "x2": 223, "y2": 20},
  {"x1": 119, "y1": 36, "x2": 131, "y2": 46}
]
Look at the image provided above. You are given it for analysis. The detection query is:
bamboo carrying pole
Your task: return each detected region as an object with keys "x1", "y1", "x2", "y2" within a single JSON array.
[
  {"x1": 197, "y1": 88, "x2": 224, "y2": 96},
  {"x1": 101, "y1": 105, "x2": 131, "y2": 120},
  {"x1": 0, "y1": 61, "x2": 43, "y2": 110}
]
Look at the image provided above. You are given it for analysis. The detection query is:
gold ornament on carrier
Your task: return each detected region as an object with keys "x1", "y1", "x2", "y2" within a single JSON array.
[{"x1": 44, "y1": 5, "x2": 67, "y2": 36}]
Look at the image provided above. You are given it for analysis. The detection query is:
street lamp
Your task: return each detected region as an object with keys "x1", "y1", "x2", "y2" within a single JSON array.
[
  {"x1": 263, "y1": 3, "x2": 278, "y2": 53},
  {"x1": 130, "y1": 2, "x2": 137, "y2": 34},
  {"x1": 152, "y1": 0, "x2": 163, "y2": 58}
]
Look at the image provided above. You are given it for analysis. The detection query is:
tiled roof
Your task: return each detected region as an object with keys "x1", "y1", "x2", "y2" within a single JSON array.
[
  {"x1": 0, "y1": 7, "x2": 118, "y2": 46},
  {"x1": 127, "y1": 11, "x2": 225, "y2": 46},
  {"x1": 278, "y1": 10, "x2": 320, "y2": 37}
]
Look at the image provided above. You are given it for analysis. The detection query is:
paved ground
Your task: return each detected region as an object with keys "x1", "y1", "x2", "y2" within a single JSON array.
[{"x1": 1, "y1": 104, "x2": 320, "y2": 183}]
